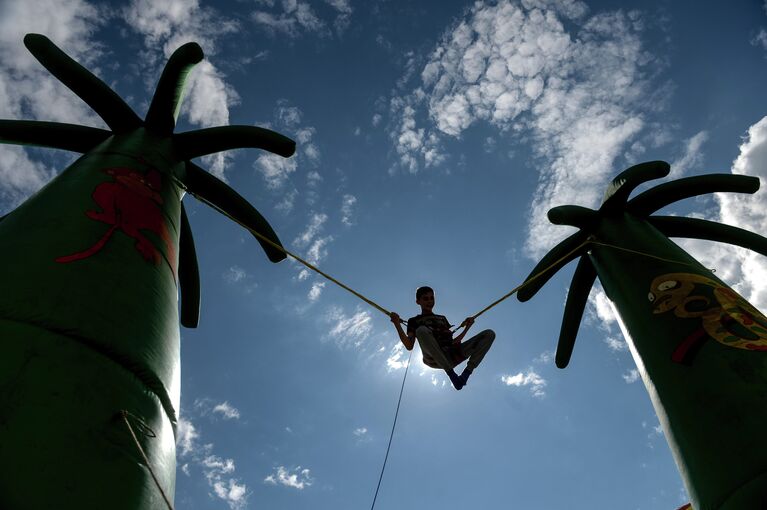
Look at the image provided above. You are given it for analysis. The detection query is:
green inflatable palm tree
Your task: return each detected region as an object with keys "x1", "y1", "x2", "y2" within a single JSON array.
[
  {"x1": 518, "y1": 161, "x2": 767, "y2": 510},
  {"x1": 0, "y1": 34, "x2": 294, "y2": 509}
]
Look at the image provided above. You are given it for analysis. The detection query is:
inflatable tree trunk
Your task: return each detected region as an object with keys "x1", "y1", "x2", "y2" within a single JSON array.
[
  {"x1": 518, "y1": 162, "x2": 767, "y2": 510},
  {"x1": 0, "y1": 34, "x2": 294, "y2": 509}
]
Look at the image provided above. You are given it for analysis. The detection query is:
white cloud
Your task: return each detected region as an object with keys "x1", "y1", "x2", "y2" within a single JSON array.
[
  {"x1": 324, "y1": 305, "x2": 373, "y2": 348},
  {"x1": 256, "y1": 102, "x2": 322, "y2": 198},
  {"x1": 752, "y1": 28, "x2": 767, "y2": 53},
  {"x1": 304, "y1": 142, "x2": 321, "y2": 162},
  {"x1": 264, "y1": 466, "x2": 314, "y2": 490},
  {"x1": 0, "y1": 0, "x2": 104, "y2": 206},
  {"x1": 176, "y1": 416, "x2": 249, "y2": 510},
  {"x1": 224, "y1": 266, "x2": 247, "y2": 283},
  {"x1": 194, "y1": 398, "x2": 241, "y2": 420},
  {"x1": 123, "y1": 0, "x2": 239, "y2": 58},
  {"x1": 251, "y1": 0, "x2": 353, "y2": 37},
  {"x1": 308, "y1": 281, "x2": 325, "y2": 302},
  {"x1": 294, "y1": 212, "x2": 328, "y2": 248},
  {"x1": 353, "y1": 427, "x2": 368, "y2": 438},
  {"x1": 252, "y1": 0, "x2": 353, "y2": 38},
  {"x1": 279, "y1": 104, "x2": 303, "y2": 127},
  {"x1": 122, "y1": 0, "x2": 241, "y2": 178},
  {"x1": 275, "y1": 188, "x2": 298, "y2": 214},
  {"x1": 390, "y1": 0, "x2": 663, "y2": 256},
  {"x1": 255, "y1": 153, "x2": 298, "y2": 189},
  {"x1": 177, "y1": 416, "x2": 200, "y2": 456},
  {"x1": 307, "y1": 170, "x2": 322, "y2": 186},
  {"x1": 670, "y1": 130, "x2": 708, "y2": 177},
  {"x1": 501, "y1": 368, "x2": 547, "y2": 397},
  {"x1": 212, "y1": 401, "x2": 241, "y2": 420},
  {"x1": 341, "y1": 194, "x2": 357, "y2": 226},
  {"x1": 306, "y1": 235, "x2": 333, "y2": 265},
  {"x1": 324, "y1": 0, "x2": 352, "y2": 32},
  {"x1": 534, "y1": 350, "x2": 554, "y2": 364},
  {"x1": 386, "y1": 342, "x2": 408, "y2": 371},
  {"x1": 622, "y1": 368, "x2": 640, "y2": 383},
  {"x1": 587, "y1": 287, "x2": 618, "y2": 330},
  {"x1": 604, "y1": 336, "x2": 628, "y2": 352},
  {"x1": 679, "y1": 117, "x2": 767, "y2": 313}
]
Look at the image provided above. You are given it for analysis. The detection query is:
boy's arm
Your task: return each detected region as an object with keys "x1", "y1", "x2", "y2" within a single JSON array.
[
  {"x1": 390, "y1": 312, "x2": 415, "y2": 350},
  {"x1": 453, "y1": 317, "x2": 475, "y2": 343}
]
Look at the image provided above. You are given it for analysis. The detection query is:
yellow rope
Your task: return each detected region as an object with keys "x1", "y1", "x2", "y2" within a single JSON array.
[
  {"x1": 119, "y1": 410, "x2": 174, "y2": 510},
  {"x1": 588, "y1": 240, "x2": 712, "y2": 270},
  {"x1": 187, "y1": 192, "x2": 403, "y2": 324},
  {"x1": 455, "y1": 238, "x2": 592, "y2": 330},
  {"x1": 189, "y1": 197, "x2": 709, "y2": 332}
]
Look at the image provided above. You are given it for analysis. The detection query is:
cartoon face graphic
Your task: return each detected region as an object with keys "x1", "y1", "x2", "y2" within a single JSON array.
[
  {"x1": 648, "y1": 277, "x2": 697, "y2": 314},
  {"x1": 648, "y1": 272, "x2": 767, "y2": 362}
]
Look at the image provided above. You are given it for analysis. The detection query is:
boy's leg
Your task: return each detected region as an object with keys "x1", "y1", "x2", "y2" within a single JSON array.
[
  {"x1": 415, "y1": 326, "x2": 463, "y2": 390},
  {"x1": 458, "y1": 330, "x2": 495, "y2": 380},
  {"x1": 415, "y1": 326, "x2": 455, "y2": 370}
]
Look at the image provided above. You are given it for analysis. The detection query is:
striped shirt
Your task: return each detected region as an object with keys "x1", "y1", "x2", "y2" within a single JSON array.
[{"x1": 407, "y1": 313, "x2": 465, "y2": 368}]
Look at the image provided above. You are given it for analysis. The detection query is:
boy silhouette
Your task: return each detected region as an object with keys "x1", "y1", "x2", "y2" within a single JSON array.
[{"x1": 390, "y1": 286, "x2": 495, "y2": 390}]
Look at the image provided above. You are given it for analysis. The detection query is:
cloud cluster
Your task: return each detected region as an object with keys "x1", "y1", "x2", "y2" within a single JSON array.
[
  {"x1": 252, "y1": 0, "x2": 352, "y2": 38},
  {"x1": 324, "y1": 305, "x2": 373, "y2": 348},
  {"x1": 341, "y1": 194, "x2": 357, "y2": 226},
  {"x1": 177, "y1": 417, "x2": 249, "y2": 510},
  {"x1": 669, "y1": 131, "x2": 708, "y2": 178},
  {"x1": 212, "y1": 401, "x2": 241, "y2": 420},
  {"x1": 0, "y1": 0, "x2": 103, "y2": 207},
  {"x1": 308, "y1": 281, "x2": 326, "y2": 302},
  {"x1": 386, "y1": 342, "x2": 408, "y2": 371},
  {"x1": 622, "y1": 368, "x2": 640, "y2": 383},
  {"x1": 264, "y1": 465, "x2": 314, "y2": 490},
  {"x1": 254, "y1": 103, "x2": 318, "y2": 194},
  {"x1": 688, "y1": 117, "x2": 767, "y2": 312},
  {"x1": 194, "y1": 398, "x2": 243, "y2": 420},
  {"x1": 293, "y1": 212, "x2": 334, "y2": 282},
  {"x1": 224, "y1": 266, "x2": 247, "y2": 283},
  {"x1": 390, "y1": 0, "x2": 664, "y2": 256},
  {"x1": 123, "y1": 0, "x2": 241, "y2": 178},
  {"x1": 501, "y1": 368, "x2": 547, "y2": 397}
]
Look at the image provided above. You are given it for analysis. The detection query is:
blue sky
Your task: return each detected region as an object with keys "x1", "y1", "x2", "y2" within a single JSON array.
[{"x1": 2, "y1": 0, "x2": 767, "y2": 509}]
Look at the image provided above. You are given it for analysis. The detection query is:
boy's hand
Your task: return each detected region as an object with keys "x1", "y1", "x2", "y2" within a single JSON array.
[
  {"x1": 390, "y1": 312, "x2": 401, "y2": 324},
  {"x1": 463, "y1": 317, "x2": 475, "y2": 328}
]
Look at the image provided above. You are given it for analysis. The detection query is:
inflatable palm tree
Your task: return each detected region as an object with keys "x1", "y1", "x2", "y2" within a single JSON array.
[
  {"x1": 0, "y1": 34, "x2": 294, "y2": 509},
  {"x1": 518, "y1": 161, "x2": 767, "y2": 510}
]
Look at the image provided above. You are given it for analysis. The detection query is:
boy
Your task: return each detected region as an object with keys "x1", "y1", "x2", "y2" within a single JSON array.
[{"x1": 390, "y1": 286, "x2": 495, "y2": 390}]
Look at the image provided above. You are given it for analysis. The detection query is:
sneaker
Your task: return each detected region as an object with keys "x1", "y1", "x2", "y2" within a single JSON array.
[
  {"x1": 447, "y1": 370, "x2": 464, "y2": 390},
  {"x1": 459, "y1": 369, "x2": 472, "y2": 386}
]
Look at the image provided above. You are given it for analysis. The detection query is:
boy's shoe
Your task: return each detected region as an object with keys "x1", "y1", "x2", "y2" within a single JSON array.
[
  {"x1": 459, "y1": 368, "x2": 473, "y2": 386},
  {"x1": 447, "y1": 370, "x2": 464, "y2": 390}
]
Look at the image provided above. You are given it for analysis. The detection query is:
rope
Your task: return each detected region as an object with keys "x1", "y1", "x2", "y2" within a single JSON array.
[
  {"x1": 119, "y1": 410, "x2": 175, "y2": 510},
  {"x1": 187, "y1": 192, "x2": 405, "y2": 325},
  {"x1": 370, "y1": 349, "x2": 413, "y2": 510},
  {"x1": 454, "y1": 238, "x2": 592, "y2": 331},
  {"x1": 588, "y1": 240, "x2": 714, "y2": 271}
]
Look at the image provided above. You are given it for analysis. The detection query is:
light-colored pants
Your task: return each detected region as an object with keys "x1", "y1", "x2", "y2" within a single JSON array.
[{"x1": 415, "y1": 325, "x2": 495, "y2": 371}]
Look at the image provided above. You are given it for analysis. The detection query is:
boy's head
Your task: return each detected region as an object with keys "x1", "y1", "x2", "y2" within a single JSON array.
[{"x1": 415, "y1": 286, "x2": 435, "y2": 313}]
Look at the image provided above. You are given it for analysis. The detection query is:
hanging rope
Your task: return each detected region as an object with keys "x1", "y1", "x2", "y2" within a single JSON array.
[
  {"x1": 181, "y1": 203, "x2": 719, "y2": 508},
  {"x1": 370, "y1": 348, "x2": 413, "y2": 510},
  {"x1": 119, "y1": 410, "x2": 174, "y2": 510}
]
